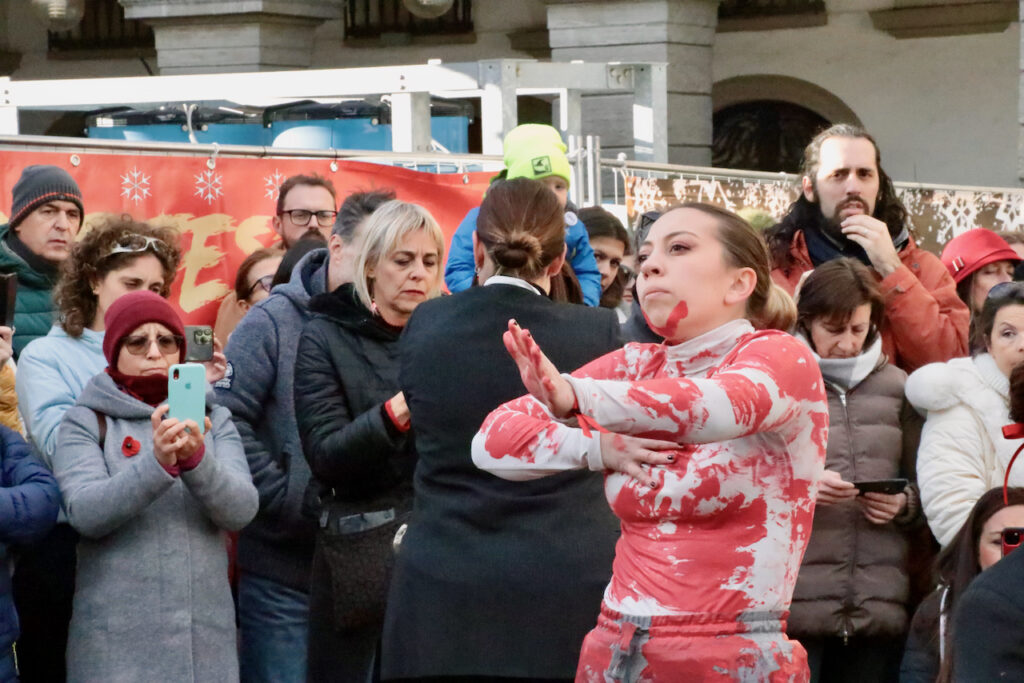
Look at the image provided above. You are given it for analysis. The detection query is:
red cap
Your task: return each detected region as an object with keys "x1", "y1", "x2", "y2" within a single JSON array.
[{"x1": 941, "y1": 229, "x2": 1021, "y2": 284}]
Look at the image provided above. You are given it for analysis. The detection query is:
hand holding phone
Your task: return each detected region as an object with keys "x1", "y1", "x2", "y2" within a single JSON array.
[
  {"x1": 151, "y1": 404, "x2": 210, "y2": 467},
  {"x1": 817, "y1": 470, "x2": 858, "y2": 505}
]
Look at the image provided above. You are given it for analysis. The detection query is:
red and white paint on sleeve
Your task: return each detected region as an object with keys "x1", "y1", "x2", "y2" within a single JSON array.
[{"x1": 473, "y1": 318, "x2": 828, "y2": 625}]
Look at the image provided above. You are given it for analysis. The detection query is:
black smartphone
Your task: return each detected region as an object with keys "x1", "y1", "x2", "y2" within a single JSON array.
[
  {"x1": 1003, "y1": 527, "x2": 1024, "y2": 557},
  {"x1": 0, "y1": 273, "x2": 17, "y2": 329},
  {"x1": 853, "y1": 478, "x2": 908, "y2": 496},
  {"x1": 184, "y1": 325, "x2": 214, "y2": 362}
]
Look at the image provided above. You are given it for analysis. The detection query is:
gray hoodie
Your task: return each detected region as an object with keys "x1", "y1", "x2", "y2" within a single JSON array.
[
  {"x1": 54, "y1": 371, "x2": 257, "y2": 683},
  {"x1": 215, "y1": 248, "x2": 328, "y2": 590}
]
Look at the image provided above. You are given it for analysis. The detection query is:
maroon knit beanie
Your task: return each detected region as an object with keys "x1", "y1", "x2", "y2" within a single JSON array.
[{"x1": 102, "y1": 291, "x2": 185, "y2": 367}]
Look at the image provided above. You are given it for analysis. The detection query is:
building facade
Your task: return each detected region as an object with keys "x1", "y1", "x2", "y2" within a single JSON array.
[{"x1": 0, "y1": 0, "x2": 1019, "y2": 187}]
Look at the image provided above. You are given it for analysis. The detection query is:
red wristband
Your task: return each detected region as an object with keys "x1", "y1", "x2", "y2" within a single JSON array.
[{"x1": 384, "y1": 399, "x2": 411, "y2": 433}]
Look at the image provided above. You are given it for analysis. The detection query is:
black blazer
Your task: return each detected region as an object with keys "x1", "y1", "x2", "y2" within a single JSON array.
[{"x1": 381, "y1": 283, "x2": 623, "y2": 680}]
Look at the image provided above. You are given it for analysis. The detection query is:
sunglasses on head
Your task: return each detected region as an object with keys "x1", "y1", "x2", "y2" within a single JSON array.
[
  {"x1": 122, "y1": 333, "x2": 183, "y2": 356},
  {"x1": 106, "y1": 234, "x2": 168, "y2": 259}
]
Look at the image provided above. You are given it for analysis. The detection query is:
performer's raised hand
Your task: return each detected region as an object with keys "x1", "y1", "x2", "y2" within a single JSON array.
[{"x1": 503, "y1": 318, "x2": 575, "y2": 418}]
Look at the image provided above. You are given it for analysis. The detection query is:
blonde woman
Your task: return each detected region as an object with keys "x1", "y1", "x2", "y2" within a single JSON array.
[{"x1": 294, "y1": 200, "x2": 445, "y2": 682}]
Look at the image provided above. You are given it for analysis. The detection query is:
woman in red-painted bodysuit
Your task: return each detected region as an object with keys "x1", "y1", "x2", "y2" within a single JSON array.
[{"x1": 472, "y1": 203, "x2": 829, "y2": 682}]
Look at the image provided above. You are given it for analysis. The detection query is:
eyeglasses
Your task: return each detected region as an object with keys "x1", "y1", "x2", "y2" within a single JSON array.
[
  {"x1": 278, "y1": 209, "x2": 338, "y2": 228},
  {"x1": 620, "y1": 265, "x2": 637, "y2": 282},
  {"x1": 122, "y1": 334, "x2": 183, "y2": 356},
  {"x1": 987, "y1": 281, "x2": 1024, "y2": 300},
  {"x1": 106, "y1": 234, "x2": 168, "y2": 259},
  {"x1": 244, "y1": 274, "x2": 274, "y2": 300}
]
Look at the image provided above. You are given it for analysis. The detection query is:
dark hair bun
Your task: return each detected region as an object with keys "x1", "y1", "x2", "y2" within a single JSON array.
[{"x1": 491, "y1": 231, "x2": 543, "y2": 272}]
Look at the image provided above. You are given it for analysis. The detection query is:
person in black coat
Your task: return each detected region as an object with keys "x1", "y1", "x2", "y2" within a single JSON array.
[
  {"x1": 294, "y1": 199, "x2": 446, "y2": 683},
  {"x1": 381, "y1": 178, "x2": 623, "y2": 682},
  {"x1": 951, "y1": 528, "x2": 1024, "y2": 681}
]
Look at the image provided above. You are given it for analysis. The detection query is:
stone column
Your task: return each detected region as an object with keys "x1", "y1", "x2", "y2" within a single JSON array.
[
  {"x1": 1020, "y1": 0, "x2": 1024, "y2": 182},
  {"x1": 120, "y1": 0, "x2": 345, "y2": 74},
  {"x1": 545, "y1": 0, "x2": 719, "y2": 166}
]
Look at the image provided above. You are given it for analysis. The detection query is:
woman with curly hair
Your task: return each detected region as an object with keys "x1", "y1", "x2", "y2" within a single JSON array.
[{"x1": 11, "y1": 217, "x2": 181, "y2": 683}]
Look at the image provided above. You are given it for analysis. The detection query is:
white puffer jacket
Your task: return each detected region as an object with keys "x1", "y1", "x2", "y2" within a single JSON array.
[{"x1": 906, "y1": 353, "x2": 1024, "y2": 546}]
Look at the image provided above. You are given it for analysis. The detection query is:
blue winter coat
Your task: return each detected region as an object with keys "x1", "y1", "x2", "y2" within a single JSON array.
[{"x1": 0, "y1": 425, "x2": 61, "y2": 664}]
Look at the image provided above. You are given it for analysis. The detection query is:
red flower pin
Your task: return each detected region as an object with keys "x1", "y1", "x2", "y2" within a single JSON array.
[{"x1": 121, "y1": 436, "x2": 140, "y2": 457}]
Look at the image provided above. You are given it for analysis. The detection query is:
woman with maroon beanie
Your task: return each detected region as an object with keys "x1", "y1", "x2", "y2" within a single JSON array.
[{"x1": 51, "y1": 290, "x2": 257, "y2": 683}]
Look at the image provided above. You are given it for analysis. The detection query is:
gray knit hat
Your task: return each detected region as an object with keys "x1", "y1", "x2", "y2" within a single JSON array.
[{"x1": 9, "y1": 165, "x2": 84, "y2": 228}]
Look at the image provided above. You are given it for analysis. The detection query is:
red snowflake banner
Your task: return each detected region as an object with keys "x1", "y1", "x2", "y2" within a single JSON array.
[{"x1": 0, "y1": 150, "x2": 493, "y2": 324}]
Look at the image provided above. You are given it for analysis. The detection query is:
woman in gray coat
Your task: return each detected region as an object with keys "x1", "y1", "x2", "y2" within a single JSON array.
[{"x1": 52, "y1": 290, "x2": 258, "y2": 683}]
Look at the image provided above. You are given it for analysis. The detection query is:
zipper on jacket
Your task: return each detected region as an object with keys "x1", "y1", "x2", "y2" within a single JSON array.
[{"x1": 835, "y1": 387, "x2": 858, "y2": 646}]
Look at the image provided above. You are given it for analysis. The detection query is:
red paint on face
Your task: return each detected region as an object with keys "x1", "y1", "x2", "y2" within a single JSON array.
[{"x1": 643, "y1": 300, "x2": 689, "y2": 340}]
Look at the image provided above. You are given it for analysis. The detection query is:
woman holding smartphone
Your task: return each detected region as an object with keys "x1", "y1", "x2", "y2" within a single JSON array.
[
  {"x1": 51, "y1": 290, "x2": 257, "y2": 683},
  {"x1": 12, "y1": 218, "x2": 185, "y2": 681},
  {"x1": 786, "y1": 258, "x2": 923, "y2": 682},
  {"x1": 473, "y1": 203, "x2": 829, "y2": 680}
]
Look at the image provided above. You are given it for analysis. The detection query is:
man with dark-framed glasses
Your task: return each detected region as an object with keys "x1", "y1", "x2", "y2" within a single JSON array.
[{"x1": 272, "y1": 174, "x2": 338, "y2": 249}]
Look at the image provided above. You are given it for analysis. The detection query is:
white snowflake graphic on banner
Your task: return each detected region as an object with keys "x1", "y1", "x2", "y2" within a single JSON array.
[
  {"x1": 264, "y1": 170, "x2": 286, "y2": 200},
  {"x1": 194, "y1": 169, "x2": 223, "y2": 204},
  {"x1": 120, "y1": 168, "x2": 151, "y2": 204}
]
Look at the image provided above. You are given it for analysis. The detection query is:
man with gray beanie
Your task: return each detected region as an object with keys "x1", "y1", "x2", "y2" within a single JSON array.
[{"x1": 0, "y1": 164, "x2": 84, "y2": 357}]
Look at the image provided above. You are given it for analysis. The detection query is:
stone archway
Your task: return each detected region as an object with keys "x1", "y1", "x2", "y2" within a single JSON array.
[{"x1": 711, "y1": 75, "x2": 861, "y2": 173}]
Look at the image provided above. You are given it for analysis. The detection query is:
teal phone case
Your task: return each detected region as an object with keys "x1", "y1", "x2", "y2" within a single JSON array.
[{"x1": 168, "y1": 363, "x2": 206, "y2": 431}]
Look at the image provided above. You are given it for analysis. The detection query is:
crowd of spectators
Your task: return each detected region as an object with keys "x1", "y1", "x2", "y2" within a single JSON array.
[{"x1": 0, "y1": 121, "x2": 1023, "y2": 682}]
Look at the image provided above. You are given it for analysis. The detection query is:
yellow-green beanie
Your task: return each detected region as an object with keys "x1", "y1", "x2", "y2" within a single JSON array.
[{"x1": 502, "y1": 124, "x2": 571, "y2": 186}]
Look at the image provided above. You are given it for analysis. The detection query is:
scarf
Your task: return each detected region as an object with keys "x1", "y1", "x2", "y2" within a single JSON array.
[
  {"x1": 4, "y1": 231, "x2": 59, "y2": 279},
  {"x1": 106, "y1": 368, "x2": 169, "y2": 406},
  {"x1": 801, "y1": 219, "x2": 911, "y2": 269},
  {"x1": 797, "y1": 332, "x2": 882, "y2": 392}
]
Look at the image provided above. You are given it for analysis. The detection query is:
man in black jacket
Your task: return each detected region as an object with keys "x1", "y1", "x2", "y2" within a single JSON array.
[{"x1": 215, "y1": 187, "x2": 393, "y2": 683}]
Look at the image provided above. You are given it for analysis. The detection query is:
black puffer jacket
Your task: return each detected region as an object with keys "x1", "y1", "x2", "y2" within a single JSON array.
[
  {"x1": 788, "y1": 358, "x2": 923, "y2": 640},
  {"x1": 294, "y1": 284, "x2": 413, "y2": 509}
]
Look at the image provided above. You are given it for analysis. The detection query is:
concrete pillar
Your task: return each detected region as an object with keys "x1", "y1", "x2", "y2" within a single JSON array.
[
  {"x1": 119, "y1": 0, "x2": 345, "y2": 74},
  {"x1": 545, "y1": 0, "x2": 719, "y2": 166},
  {"x1": 1020, "y1": 0, "x2": 1024, "y2": 182}
]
